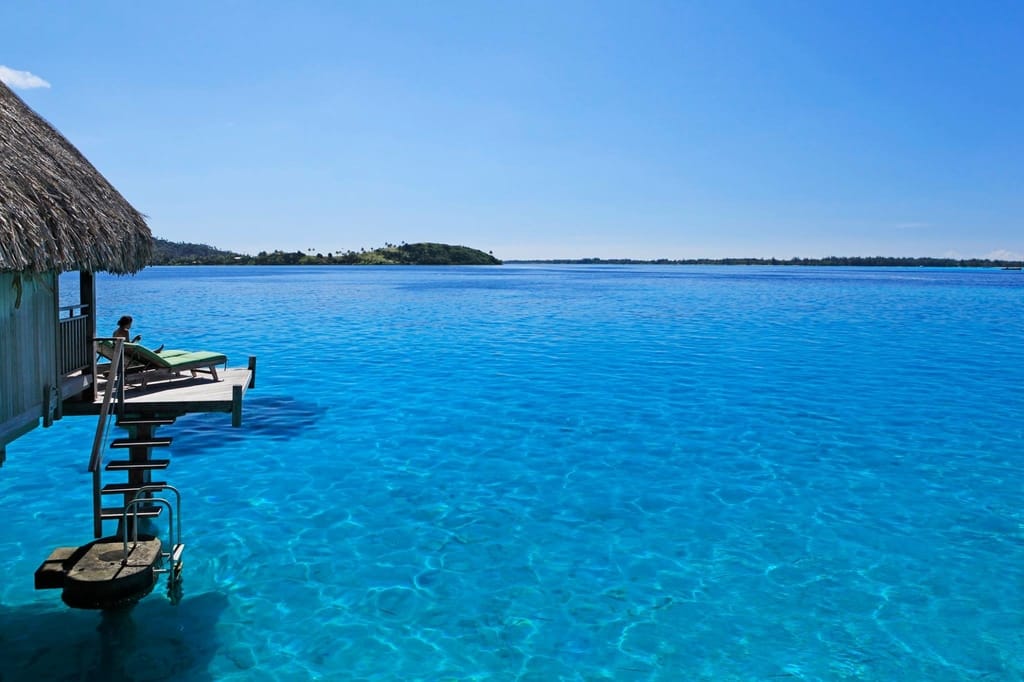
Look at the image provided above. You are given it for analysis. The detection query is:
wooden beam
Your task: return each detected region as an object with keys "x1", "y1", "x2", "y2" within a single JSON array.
[
  {"x1": 0, "y1": 411, "x2": 40, "y2": 451},
  {"x1": 231, "y1": 384, "x2": 243, "y2": 427},
  {"x1": 42, "y1": 383, "x2": 53, "y2": 428},
  {"x1": 80, "y1": 271, "x2": 96, "y2": 341},
  {"x1": 51, "y1": 274, "x2": 61, "y2": 422}
]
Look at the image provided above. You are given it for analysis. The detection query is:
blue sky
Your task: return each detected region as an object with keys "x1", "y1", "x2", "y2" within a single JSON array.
[{"x1": 3, "y1": 1, "x2": 1022, "y2": 260}]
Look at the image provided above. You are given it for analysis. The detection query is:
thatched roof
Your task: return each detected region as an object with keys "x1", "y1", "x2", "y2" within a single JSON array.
[{"x1": 0, "y1": 80, "x2": 151, "y2": 274}]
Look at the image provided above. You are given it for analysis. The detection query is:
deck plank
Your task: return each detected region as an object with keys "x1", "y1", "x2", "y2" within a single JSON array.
[{"x1": 63, "y1": 368, "x2": 253, "y2": 418}]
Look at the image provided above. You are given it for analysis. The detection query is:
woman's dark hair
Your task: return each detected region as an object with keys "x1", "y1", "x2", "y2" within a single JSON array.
[{"x1": 117, "y1": 315, "x2": 133, "y2": 328}]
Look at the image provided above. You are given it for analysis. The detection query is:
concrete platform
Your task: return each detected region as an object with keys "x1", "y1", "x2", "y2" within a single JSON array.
[{"x1": 35, "y1": 535, "x2": 164, "y2": 610}]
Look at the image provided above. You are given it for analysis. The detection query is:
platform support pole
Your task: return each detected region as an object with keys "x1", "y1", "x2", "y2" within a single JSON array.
[{"x1": 231, "y1": 385, "x2": 243, "y2": 427}]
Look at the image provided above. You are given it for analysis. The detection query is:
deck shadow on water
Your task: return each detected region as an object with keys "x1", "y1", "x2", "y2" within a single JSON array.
[
  {"x1": 168, "y1": 394, "x2": 328, "y2": 457},
  {"x1": 0, "y1": 591, "x2": 228, "y2": 682}
]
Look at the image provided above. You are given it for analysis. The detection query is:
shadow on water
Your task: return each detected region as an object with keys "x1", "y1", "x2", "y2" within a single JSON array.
[
  {"x1": 167, "y1": 395, "x2": 328, "y2": 457},
  {"x1": 0, "y1": 591, "x2": 228, "y2": 682}
]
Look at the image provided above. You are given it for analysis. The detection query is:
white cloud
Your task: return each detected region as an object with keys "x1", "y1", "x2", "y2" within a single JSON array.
[
  {"x1": 985, "y1": 249, "x2": 1022, "y2": 261},
  {"x1": 0, "y1": 66, "x2": 51, "y2": 90},
  {"x1": 893, "y1": 222, "x2": 929, "y2": 231}
]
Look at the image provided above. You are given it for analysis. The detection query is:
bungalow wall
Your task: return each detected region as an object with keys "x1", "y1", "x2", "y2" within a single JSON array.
[{"x1": 1, "y1": 271, "x2": 59, "y2": 449}]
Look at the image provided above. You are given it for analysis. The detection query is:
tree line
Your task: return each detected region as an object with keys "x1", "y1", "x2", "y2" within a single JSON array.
[
  {"x1": 149, "y1": 239, "x2": 501, "y2": 266},
  {"x1": 150, "y1": 238, "x2": 1019, "y2": 268},
  {"x1": 509, "y1": 256, "x2": 1023, "y2": 267}
]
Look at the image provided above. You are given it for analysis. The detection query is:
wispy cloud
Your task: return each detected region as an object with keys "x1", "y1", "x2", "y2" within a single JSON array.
[
  {"x1": 985, "y1": 249, "x2": 1021, "y2": 261},
  {"x1": 0, "y1": 66, "x2": 51, "y2": 90},
  {"x1": 892, "y1": 222, "x2": 929, "y2": 231}
]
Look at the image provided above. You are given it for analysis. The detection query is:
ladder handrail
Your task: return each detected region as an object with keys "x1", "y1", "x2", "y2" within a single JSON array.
[
  {"x1": 122, "y1": 497, "x2": 173, "y2": 561},
  {"x1": 122, "y1": 485, "x2": 183, "y2": 580},
  {"x1": 89, "y1": 337, "x2": 126, "y2": 538},
  {"x1": 88, "y1": 337, "x2": 125, "y2": 474},
  {"x1": 126, "y1": 484, "x2": 183, "y2": 546}
]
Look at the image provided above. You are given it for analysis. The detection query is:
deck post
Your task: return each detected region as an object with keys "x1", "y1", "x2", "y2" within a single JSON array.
[
  {"x1": 82, "y1": 272, "x2": 98, "y2": 405},
  {"x1": 52, "y1": 273, "x2": 61, "y2": 420},
  {"x1": 41, "y1": 384, "x2": 53, "y2": 428},
  {"x1": 54, "y1": 272, "x2": 65, "y2": 421},
  {"x1": 247, "y1": 356, "x2": 256, "y2": 388},
  {"x1": 79, "y1": 272, "x2": 96, "y2": 343},
  {"x1": 92, "y1": 468, "x2": 103, "y2": 538},
  {"x1": 232, "y1": 385, "x2": 243, "y2": 427}
]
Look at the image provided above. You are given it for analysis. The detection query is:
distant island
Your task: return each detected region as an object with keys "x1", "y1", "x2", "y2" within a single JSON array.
[
  {"x1": 150, "y1": 239, "x2": 502, "y2": 266},
  {"x1": 150, "y1": 239, "x2": 1021, "y2": 269},
  {"x1": 507, "y1": 256, "x2": 1024, "y2": 268}
]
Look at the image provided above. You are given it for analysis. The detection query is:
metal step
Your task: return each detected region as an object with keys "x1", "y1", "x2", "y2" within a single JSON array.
[
  {"x1": 110, "y1": 437, "x2": 173, "y2": 449},
  {"x1": 100, "y1": 481, "x2": 168, "y2": 495},
  {"x1": 158, "y1": 545, "x2": 185, "y2": 577},
  {"x1": 106, "y1": 459, "x2": 170, "y2": 471},
  {"x1": 116, "y1": 416, "x2": 177, "y2": 427},
  {"x1": 100, "y1": 505, "x2": 163, "y2": 520}
]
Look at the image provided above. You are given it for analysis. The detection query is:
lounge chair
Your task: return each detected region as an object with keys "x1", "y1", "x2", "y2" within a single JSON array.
[{"x1": 98, "y1": 341, "x2": 227, "y2": 387}]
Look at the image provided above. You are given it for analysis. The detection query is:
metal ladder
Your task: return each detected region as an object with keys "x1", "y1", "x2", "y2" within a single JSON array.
[
  {"x1": 89, "y1": 338, "x2": 176, "y2": 537},
  {"x1": 123, "y1": 485, "x2": 185, "y2": 599},
  {"x1": 88, "y1": 339, "x2": 186, "y2": 601}
]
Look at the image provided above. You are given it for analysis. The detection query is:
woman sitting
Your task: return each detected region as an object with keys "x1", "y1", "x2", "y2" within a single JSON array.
[{"x1": 113, "y1": 315, "x2": 163, "y2": 353}]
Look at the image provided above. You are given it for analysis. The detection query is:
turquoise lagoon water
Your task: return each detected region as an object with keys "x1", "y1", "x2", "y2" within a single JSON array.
[{"x1": 1, "y1": 265, "x2": 1022, "y2": 681}]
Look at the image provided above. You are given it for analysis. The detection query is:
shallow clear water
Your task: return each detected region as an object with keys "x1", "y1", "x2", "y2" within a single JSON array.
[{"x1": 1, "y1": 265, "x2": 1022, "y2": 681}]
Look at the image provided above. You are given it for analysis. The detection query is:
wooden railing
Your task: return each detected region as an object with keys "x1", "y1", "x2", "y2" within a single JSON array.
[{"x1": 59, "y1": 304, "x2": 91, "y2": 376}]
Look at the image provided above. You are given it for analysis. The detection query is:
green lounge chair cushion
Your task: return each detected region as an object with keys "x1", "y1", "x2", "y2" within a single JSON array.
[{"x1": 124, "y1": 343, "x2": 227, "y2": 369}]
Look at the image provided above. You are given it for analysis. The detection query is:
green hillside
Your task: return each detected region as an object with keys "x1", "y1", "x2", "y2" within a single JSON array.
[
  {"x1": 150, "y1": 238, "x2": 244, "y2": 265},
  {"x1": 150, "y1": 238, "x2": 502, "y2": 266}
]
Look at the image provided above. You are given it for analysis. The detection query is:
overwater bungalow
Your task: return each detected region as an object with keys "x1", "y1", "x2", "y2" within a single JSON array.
[
  {"x1": 1, "y1": 80, "x2": 255, "y2": 608},
  {"x1": 0, "y1": 80, "x2": 154, "y2": 454}
]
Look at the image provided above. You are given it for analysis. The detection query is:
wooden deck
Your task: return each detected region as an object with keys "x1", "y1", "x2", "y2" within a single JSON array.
[{"x1": 62, "y1": 366, "x2": 255, "y2": 424}]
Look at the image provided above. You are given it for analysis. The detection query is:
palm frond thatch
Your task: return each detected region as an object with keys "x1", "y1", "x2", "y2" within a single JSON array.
[{"x1": 0, "y1": 80, "x2": 151, "y2": 274}]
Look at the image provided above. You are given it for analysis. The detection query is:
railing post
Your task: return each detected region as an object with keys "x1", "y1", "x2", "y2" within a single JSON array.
[
  {"x1": 92, "y1": 468, "x2": 102, "y2": 538},
  {"x1": 92, "y1": 333, "x2": 99, "y2": 403}
]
